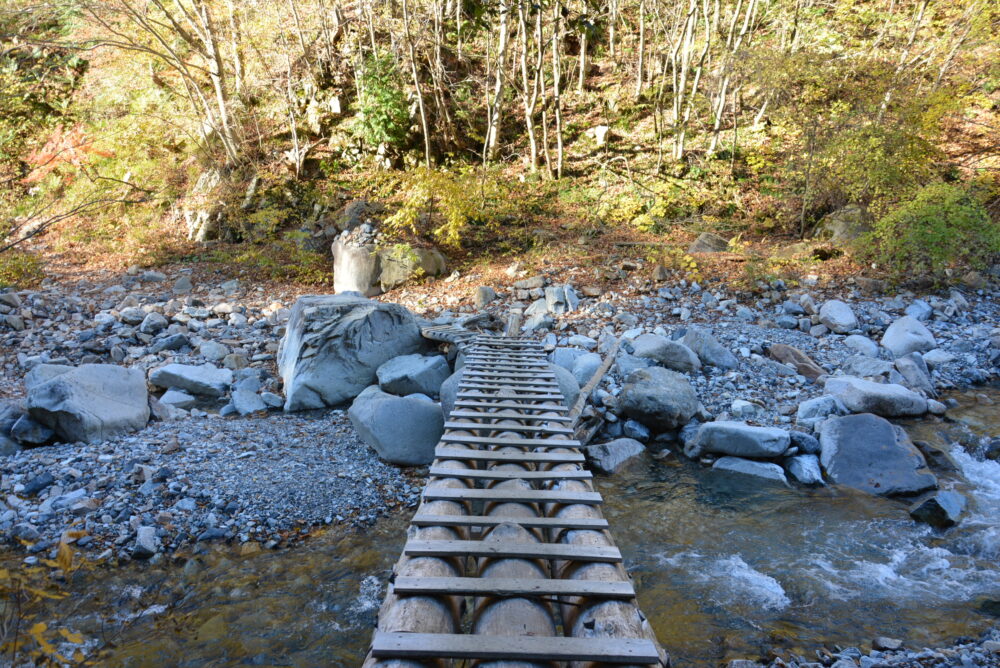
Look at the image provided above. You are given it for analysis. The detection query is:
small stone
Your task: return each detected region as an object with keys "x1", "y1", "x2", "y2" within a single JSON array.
[
  {"x1": 133, "y1": 525, "x2": 159, "y2": 559},
  {"x1": 474, "y1": 286, "x2": 497, "y2": 309},
  {"x1": 873, "y1": 637, "x2": 903, "y2": 651},
  {"x1": 173, "y1": 275, "x2": 194, "y2": 294}
]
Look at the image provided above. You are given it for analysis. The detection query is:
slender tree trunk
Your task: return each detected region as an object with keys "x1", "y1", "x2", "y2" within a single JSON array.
[
  {"x1": 484, "y1": 0, "x2": 510, "y2": 162},
  {"x1": 551, "y1": 0, "x2": 564, "y2": 178},
  {"x1": 634, "y1": 0, "x2": 645, "y2": 99},
  {"x1": 402, "y1": 0, "x2": 432, "y2": 165}
]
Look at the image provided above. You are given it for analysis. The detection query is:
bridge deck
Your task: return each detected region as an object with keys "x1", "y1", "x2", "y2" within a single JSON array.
[{"x1": 363, "y1": 331, "x2": 666, "y2": 666}]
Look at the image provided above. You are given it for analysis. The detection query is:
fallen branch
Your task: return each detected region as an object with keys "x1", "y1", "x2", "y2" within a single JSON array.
[{"x1": 569, "y1": 337, "x2": 621, "y2": 426}]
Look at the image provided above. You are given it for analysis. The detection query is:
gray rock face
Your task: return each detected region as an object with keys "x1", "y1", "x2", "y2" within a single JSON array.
[
  {"x1": 377, "y1": 354, "x2": 451, "y2": 398},
  {"x1": 571, "y1": 352, "x2": 602, "y2": 386},
  {"x1": 550, "y1": 347, "x2": 586, "y2": 372},
  {"x1": 159, "y1": 389, "x2": 196, "y2": 409},
  {"x1": 150, "y1": 363, "x2": 234, "y2": 398},
  {"x1": 619, "y1": 367, "x2": 698, "y2": 431},
  {"x1": 630, "y1": 334, "x2": 701, "y2": 373},
  {"x1": 814, "y1": 204, "x2": 872, "y2": 243},
  {"x1": 681, "y1": 327, "x2": 738, "y2": 370},
  {"x1": 439, "y1": 370, "x2": 462, "y2": 418},
  {"x1": 549, "y1": 364, "x2": 581, "y2": 408},
  {"x1": 348, "y1": 386, "x2": 444, "y2": 465},
  {"x1": 587, "y1": 438, "x2": 645, "y2": 474},
  {"x1": 881, "y1": 316, "x2": 936, "y2": 357},
  {"x1": 909, "y1": 491, "x2": 966, "y2": 528},
  {"x1": 133, "y1": 525, "x2": 159, "y2": 559},
  {"x1": 475, "y1": 286, "x2": 497, "y2": 309},
  {"x1": 819, "y1": 300, "x2": 858, "y2": 333},
  {"x1": 840, "y1": 355, "x2": 894, "y2": 380},
  {"x1": 278, "y1": 295, "x2": 424, "y2": 411},
  {"x1": 139, "y1": 312, "x2": 168, "y2": 335},
  {"x1": 825, "y1": 375, "x2": 927, "y2": 417},
  {"x1": 844, "y1": 334, "x2": 879, "y2": 358},
  {"x1": 26, "y1": 364, "x2": 150, "y2": 444},
  {"x1": 687, "y1": 232, "x2": 729, "y2": 253},
  {"x1": 894, "y1": 353, "x2": 936, "y2": 398},
  {"x1": 332, "y1": 238, "x2": 381, "y2": 296},
  {"x1": 712, "y1": 457, "x2": 788, "y2": 484},
  {"x1": 231, "y1": 389, "x2": 267, "y2": 415},
  {"x1": 685, "y1": 421, "x2": 790, "y2": 459},
  {"x1": 819, "y1": 414, "x2": 937, "y2": 496},
  {"x1": 786, "y1": 454, "x2": 824, "y2": 485}
]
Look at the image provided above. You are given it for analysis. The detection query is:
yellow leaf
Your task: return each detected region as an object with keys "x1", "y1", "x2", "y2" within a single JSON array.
[
  {"x1": 57, "y1": 541, "x2": 74, "y2": 572},
  {"x1": 74, "y1": 649, "x2": 86, "y2": 662},
  {"x1": 59, "y1": 628, "x2": 85, "y2": 644},
  {"x1": 0, "y1": 568, "x2": 8, "y2": 581}
]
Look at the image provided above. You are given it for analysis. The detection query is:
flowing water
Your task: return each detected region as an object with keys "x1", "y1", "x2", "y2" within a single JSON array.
[{"x1": 4, "y1": 389, "x2": 999, "y2": 666}]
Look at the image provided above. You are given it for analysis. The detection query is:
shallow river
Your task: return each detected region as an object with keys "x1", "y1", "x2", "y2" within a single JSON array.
[{"x1": 5, "y1": 389, "x2": 999, "y2": 666}]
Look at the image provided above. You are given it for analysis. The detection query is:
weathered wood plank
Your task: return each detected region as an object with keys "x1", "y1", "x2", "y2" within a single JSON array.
[
  {"x1": 447, "y1": 410, "x2": 573, "y2": 422},
  {"x1": 393, "y1": 576, "x2": 634, "y2": 598},
  {"x1": 456, "y1": 392, "x2": 566, "y2": 401},
  {"x1": 463, "y1": 370, "x2": 557, "y2": 379},
  {"x1": 371, "y1": 632, "x2": 657, "y2": 662},
  {"x1": 452, "y1": 401, "x2": 569, "y2": 413},
  {"x1": 440, "y1": 434, "x2": 580, "y2": 448},
  {"x1": 428, "y1": 466, "x2": 591, "y2": 480},
  {"x1": 423, "y1": 488, "x2": 602, "y2": 505},
  {"x1": 410, "y1": 514, "x2": 608, "y2": 530},
  {"x1": 443, "y1": 421, "x2": 575, "y2": 435},
  {"x1": 434, "y1": 447, "x2": 584, "y2": 462},
  {"x1": 459, "y1": 379, "x2": 561, "y2": 389},
  {"x1": 403, "y1": 540, "x2": 621, "y2": 562}
]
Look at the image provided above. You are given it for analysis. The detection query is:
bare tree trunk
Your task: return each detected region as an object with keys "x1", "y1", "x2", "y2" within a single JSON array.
[
  {"x1": 634, "y1": 0, "x2": 645, "y2": 99},
  {"x1": 551, "y1": 0, "x2": 564, "y2": 178},
  {"x1": 484, "y1": 0, "x2": 511, "y2": 162},
  {"x1": 402, "y1": 0, "x2": 433, "y2": 165}
]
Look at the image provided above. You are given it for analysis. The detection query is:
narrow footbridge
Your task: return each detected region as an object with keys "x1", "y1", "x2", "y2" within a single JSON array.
[{"x1": 362, "y1": 326, "x2": 667, "y2": 667}]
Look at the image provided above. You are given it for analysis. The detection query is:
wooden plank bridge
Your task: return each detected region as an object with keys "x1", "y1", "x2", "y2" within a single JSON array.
[{"x1": 363, "y1": 326, "x2": 667, "y2": 667}]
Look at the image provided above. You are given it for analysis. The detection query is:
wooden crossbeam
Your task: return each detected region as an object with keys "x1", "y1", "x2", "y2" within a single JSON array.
[
  {"x1": 440, "y1": 434, "x2": 580, "y2": 448},
  {"x1": 371, "y1": 632, "x2": 658, "y2": 663},
  {"x1": 447, "y1": 410, "x2": 573, "y2": 422},
  {"x1": 404, "y1": 539, "x2": 621, "y2": 562},
  {"x1": 453, "y1": 400, "x2": 569, "y2": 412},
  {"x1": 428, "y1": 466, "x2": 591, "y2": 480},
  {"x1": 444, "y1": 421, "x2": 575, "y2": 435},
  {"x1": 435, "y1": 447, "x2": 584, "y2": 462},
  {"x1": 393, "y1": 576, "x2": 634, "y2": 598},
  {"x1": 456, "y1": 392, "x2": 566, "y2": 401},
  {"x1": 410, "y1": 514, "x2": 608, "y2": 530},
  {"x1": 423, "y1": 488, "x2": 602, "y2": 505}
]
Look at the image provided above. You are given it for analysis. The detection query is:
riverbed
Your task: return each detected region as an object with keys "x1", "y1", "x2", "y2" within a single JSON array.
[{"x1": 3, "y1": 389, "x2": 998, "y2": 666}]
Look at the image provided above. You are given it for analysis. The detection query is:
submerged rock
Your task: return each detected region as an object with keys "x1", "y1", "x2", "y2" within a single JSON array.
[
  {"x1": 712, "y1": 457, "x2": 788, "y2": 484},
  {"x1": 909, "y1": 490, "x2": 966, "y2": 529}
]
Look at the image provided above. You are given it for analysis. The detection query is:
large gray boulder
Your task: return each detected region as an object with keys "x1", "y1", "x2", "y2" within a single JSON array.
[
  {"x1": 348, "y1": 386, "x2": 444, "y2": 465},
  {"x1": 619, "y1": 367, "x2": 698, "y2": 431},
  {"x1": 881, "y1": 316, "x2": 936, "y2": 358},
  {"x1": 814, "y1": 204, "x2": 872, "y2": 243},
  {"x1": 684, "y1": 421, "x2": 790, "y2": 459},
  {"x1": 630, "y1": 334, "x2": 701, "y2": 373},
  {"x1": 571, "y1": 352, "x2": 602, "y2": 386},
  {"x1": 377, "y1": 354, "x2": 451, "y2": 398},
  {"x1": 818, "y1": 300, "x2": 858, "y2": 334},
  {"x1": 819, "y1": 413, "x2": 937, "y2": 496},
  {"x1": 149, "y1": 363, "x2": 233, "y2": 397},
  {"x1": 549, "y1": 364, "x2": 581, "y2": 408},
  {"x1": 681, "y1": 327, "x2": 738, "y2": 370},
  {"x1": 587, "y1": 438, "x2": 645, "y2": 474},
  {"x1": 824, "y1": 375, "x2": 927, "y2": 417},
  {"x1": 26, "y1": 364, "x2": 149, "y2": 444},
  {"x1": 332, "y1": 238, "x2": 381, "y2": 296},
  {"x1": 712, "y1": 457, "x2": 788, "y2": 484},
  {"x1": 439, "y1": 370, "x2": 462, "y2": 418},
  {"x1": 278, "y1": 295, "x2": 425, "y2": 411}
]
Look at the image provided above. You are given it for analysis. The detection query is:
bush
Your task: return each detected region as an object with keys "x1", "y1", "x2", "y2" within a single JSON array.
[
  {"x1": 0, "y1": 250, "x2": 44, "y2": 288},
  {"x1": 865, "y1": 183, "x2": 1000, "y2": 283},
  {"x1": 353, "y1": 53, "x2": 410, "y2": 151}
]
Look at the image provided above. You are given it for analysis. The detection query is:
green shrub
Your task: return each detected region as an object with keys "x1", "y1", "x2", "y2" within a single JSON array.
[
  {"x1": 353, "y1": 53, "x2": 410, "y2": 151},
  {"x1": 865, "y1": 183, "x2": 1000, "y2": 283},
  {"x1": 0, "y1": 250, "x2": 44, "y2": 288}
]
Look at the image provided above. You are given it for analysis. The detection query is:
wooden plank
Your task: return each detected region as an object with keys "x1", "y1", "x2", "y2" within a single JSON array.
[
  {"x1": 435, "y1": 447, "x2": 584, "y2": 463},
  {"x1": 423, "y1": 488, "x2": 602, "y2": 505},
  {"x1": 393, "y1": 576, "x2": 634, "y2": 598},
  {"x1": 463, "y1": 370, "x2": 556, "y2": 379},
  {"x1": 460, "y1": 377, "x2": 559, "y2": 387},
  {"x1": 404, "y1": 539, "x2": 621, "y2": 562},
  {"x1": 447, "y1": 410, "x2": 573, "y2": 422},
  {"x1": 457, "y1": 392, "x2": 566, "y2": 401},
  {"x1": 429, "y1": 466, "x2": 591, "y2": 480},
  {"x1": 444, "y1": 422, "x2": 575, "y2": 435},
  {"x1": 371, "y1": 632, "x2": 658, "y2": 663},
  {"x1": 410, "y1": 514, "x2": 608, "y2": 530},
  {"x1": 441, "y1": 434, "x2": 580, "y2": 448},
  {"x1": 466, "y1": 352, "x2": 547, "y2": 358},
  {"x1": 459, "y1": 383, "x2": 561, "y2": 392},
  {"x1": 453, "y1": 401, "x2": 569, "y2": 413}
]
